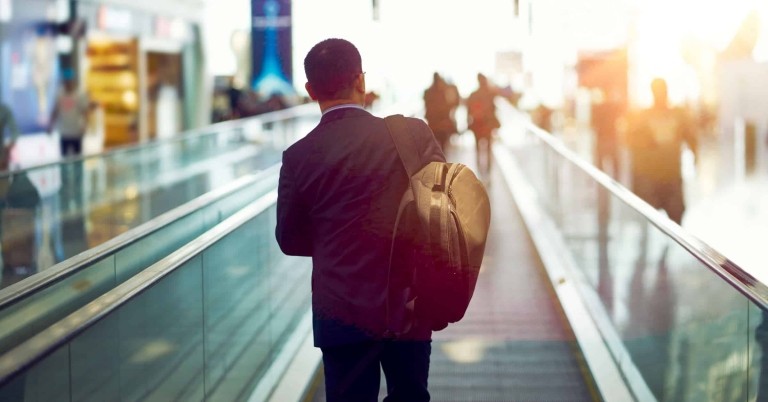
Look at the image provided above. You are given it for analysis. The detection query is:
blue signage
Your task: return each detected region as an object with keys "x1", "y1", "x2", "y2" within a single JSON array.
[
  {"x1": 0, "y1": 0, "x2": 60, "y2": 135},
  {"x1": 251, "y1": 0, "x2": 294, "y2": 97}
]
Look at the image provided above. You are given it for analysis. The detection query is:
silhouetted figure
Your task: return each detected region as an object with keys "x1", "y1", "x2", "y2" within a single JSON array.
[
  {"x1": 466, "y1": 73, "x2": 500, "y2": 180},
  {"x1": 264, "y1": 92, "x2": 288, "y2": 113},
  {"x1": 50, "y1": 77, "x2": 92, "y2": 156},
  {"x1": 276, "y1": 38, "x2": 444, "y2": 402},
  {"x1": 423, "y1": 72, "x2": 458, "y2": 152},
  {"x1": 591, "y1": 89, "x2": 623, "y2": 177},
  {"x1": 626, "y1": 78, "x2": 697, "y2": 225},
  {"x1": 1, "y1": 171, "x2": 41, "y2": 287},
  {"x1": 532, "y1": 103, "x2": 554, "y2": 133},
  {"x1": 226, "y1": 76, "x2": 244, "y2": 119},
  {"x1": 0, "y1": 103, "x2": 19, "y2": 171}
]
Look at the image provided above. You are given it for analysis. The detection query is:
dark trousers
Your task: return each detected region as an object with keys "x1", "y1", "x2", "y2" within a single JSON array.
[
  {"x1": 321, "y1": 340, "x2": 431, "y2": 402},
  {"x1": 60, "y1": 138, "x2": 83, "y2": 156}
]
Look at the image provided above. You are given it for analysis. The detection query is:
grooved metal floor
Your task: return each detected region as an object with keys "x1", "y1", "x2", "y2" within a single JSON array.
[{"x1": 308, "y1": 138, "x2": 599, "y2": 401}]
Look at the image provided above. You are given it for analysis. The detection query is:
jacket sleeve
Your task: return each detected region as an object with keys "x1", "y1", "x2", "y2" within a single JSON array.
[
  {"x1": 275, "y1": 155, "x2": 312, "y2": 256},
  {"x1": 412, "y1": 118, "x2": 446, "y2": 163}
]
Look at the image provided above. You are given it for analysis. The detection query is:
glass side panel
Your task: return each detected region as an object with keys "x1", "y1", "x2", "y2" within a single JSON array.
[
  {"x1": 117, "y1": 256, "x2": 205, "y2": 402},
  {"x1": 0, "y1": 126, "x2": 268, "y2": 287},
  {"x1": 0, "y1": 256, "x2": 116, "y2": 355},
  {"x1": 70, "y1": 314, "x2": 120, "y2": 402},
  {"x1": 0, "y1": 206, "x2": 312, "y2": 401},
  {"x1": 209, "y1": 174, "x2": 279, "y2": 225},
  {"x1": 203, "y1": 205, "x2": 311, "y2": 401},
  {"x1": 203, "y1": 212, "x2": 273, "y2": 400},
  {"x1": 114, "y1": 211, "x2": 205, "y2": 283},
  {"x1": 0, "y1": 107, "x2": 315, "y2": 289},
  {"x1": 0, "y1": 345, "x2": 70, "y2": 402},
  {"x1": 504, "y1": 126, "x2": 758, "y2": 401},
  {"x1": 749, "y1": 303, "x2": 768, "y2": 402},
  {"x1": 600, "y1": 198, "x2": 750, "y2": 401},
  {"x1": 0, "y1": 171, "x2": 278, "y2": 358}
]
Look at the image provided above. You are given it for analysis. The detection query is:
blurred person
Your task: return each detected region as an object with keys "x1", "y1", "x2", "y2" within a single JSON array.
[
  {"x1": 227, "y1": 75, "x2": 244, "y2": 120},
  {"x1": 423, "y1": 72, "x2": 459, "y2": 152},
  {"x1": 49, "y1": 76, "x2": 93, "y2": 156},
  {"x1": 466, "y1": 73, "x2": 500, "y2": 180},
  {"x1": 1, "y1": 169, "x2": 41, "y2": 287},
  {"x1": 625, "y1": 78, "x2": 697, "y2": 225},
  {"x1": 0, "y1": 102, "x2": 19, "y2": 171},
  {"x1": 532, "y1": 103, "x2": 554, "y2": 133},
  {"x1": 211, "y1": 89, "x2": 230, "y2": 123},
  {"x1": 0, "y1": 102, "x2": 19, "y2": 248},
  {"x1": 364, "y1": 90, "x2": 379, "y2": 109},
  {"x1": 591, "y1": 89, "x2": 624, "y2": 178},
  {"x1": 275, "y1": 38, "x2": 444, "y2": 402},
  {"x1": 264, "y1": 92, "x2": 288, "y2": 113}
]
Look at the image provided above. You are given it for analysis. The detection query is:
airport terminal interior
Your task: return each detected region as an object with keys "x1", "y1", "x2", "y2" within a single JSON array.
[{"x1": 0, "y1": 0, "x2": 768, "y2": 401}]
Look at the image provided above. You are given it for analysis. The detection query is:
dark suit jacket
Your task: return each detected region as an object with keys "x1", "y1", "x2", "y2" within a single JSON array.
[{"x1": 275, "y1": 106, "x2": 445, "y2": 347}]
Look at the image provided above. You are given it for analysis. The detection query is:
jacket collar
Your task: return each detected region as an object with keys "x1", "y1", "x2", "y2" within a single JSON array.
[{"x1": 319, "y1": 106, "x2": 372, "y2": 125}]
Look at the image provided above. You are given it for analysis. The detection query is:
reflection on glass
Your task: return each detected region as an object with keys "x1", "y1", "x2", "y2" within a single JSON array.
[
  {"x1": 0, "y1": 113, "x2": 316, "y2": 290},
  {"x1": 1, "y1": 171, "x2": 42, "y2": 288},
  {"x1": 753, "y1": 306, "x2": 768, "y2": 401},
  {"x1": 0, "y1": 205, "x2": 311, "y2": 401},
  {"x1": 505, "y1": 122, "x2": 759, "y2": 401}
]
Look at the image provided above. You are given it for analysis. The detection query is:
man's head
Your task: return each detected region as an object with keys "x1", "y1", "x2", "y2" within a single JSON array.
[
  {"x1": 651, "y1": 78, "x2": 668, "y2": 108},
  {"x1": 304, "y1": 38, "x2": 364, "y2": 103},
  {"x1": 477, "y1": 73, "x2": 488, "y2": 88},
  {"x1": 433, "y1": 72, "x2": 444, "y2": 86}
]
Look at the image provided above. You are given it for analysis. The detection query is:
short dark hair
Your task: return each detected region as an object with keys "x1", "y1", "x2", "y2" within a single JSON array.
[{"x1": 304, "y1": 38, "x2": 362, "y2": 101}]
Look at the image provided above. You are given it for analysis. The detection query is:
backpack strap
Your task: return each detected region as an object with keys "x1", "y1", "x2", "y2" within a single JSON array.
[
  {"x1": 384, "y1": 114, "x2": 422, "y2": 177},
  {"x1": 383, "y1": 114, "x2": 422, "y2": 338}
]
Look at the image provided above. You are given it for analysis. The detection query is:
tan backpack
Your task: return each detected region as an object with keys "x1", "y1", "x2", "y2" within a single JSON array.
[{"x1": 385, "y1": 115, "x2": 491, "y2": 333}]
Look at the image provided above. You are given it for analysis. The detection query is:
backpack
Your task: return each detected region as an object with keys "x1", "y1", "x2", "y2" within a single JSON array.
[{"x1": 384, "y1": 115, "x2": 491, "y2": 332}]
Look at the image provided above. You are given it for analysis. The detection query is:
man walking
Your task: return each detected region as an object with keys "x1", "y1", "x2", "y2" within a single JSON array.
[
  {"x1": 423, "y1": 72, "x2": 459, "y2": 152},
  {"x1": 626, "y1": 78, "x2": 697, "y2": 225},
  {"x1": 466, "y1": 73, "x2": 500, "y2": 180},
  {"x1": 49, "y1": 76, "x2": 92, "y2": 156},
  {"x1": 275, "y1": 38, "x2": 444, "y2": 401}
]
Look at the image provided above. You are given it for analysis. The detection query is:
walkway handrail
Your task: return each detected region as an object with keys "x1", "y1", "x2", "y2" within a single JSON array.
[
  {"x1": 509, "y1": 110, "x2": 768, "y2": 311},
  {"x1": 0, "y1": 102, "x2": 319, "y2": 178},
  {"x1": 0, "y1": 189, "x2": 278, "y2": 386},
  {"x1": 0, "y1": 164, "x2": 280, "y2": 310}
]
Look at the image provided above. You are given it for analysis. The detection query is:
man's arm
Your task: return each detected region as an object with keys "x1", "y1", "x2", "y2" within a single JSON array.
[{"x1": 275, "y1": 156, "x2": 312, "y2": 256}]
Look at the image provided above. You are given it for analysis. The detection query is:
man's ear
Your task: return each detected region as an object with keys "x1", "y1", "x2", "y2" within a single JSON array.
[
  {"x1": 354, "y1": 73, "x2": 365, "y2": 95},
  {"x1": 305, "y1": 82, "x2": 318, "y2": 101}
]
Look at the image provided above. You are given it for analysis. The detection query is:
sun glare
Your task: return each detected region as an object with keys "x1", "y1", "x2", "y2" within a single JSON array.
[{"x1": 630, "y1": 0, "x2": 765, "y2": 106}]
